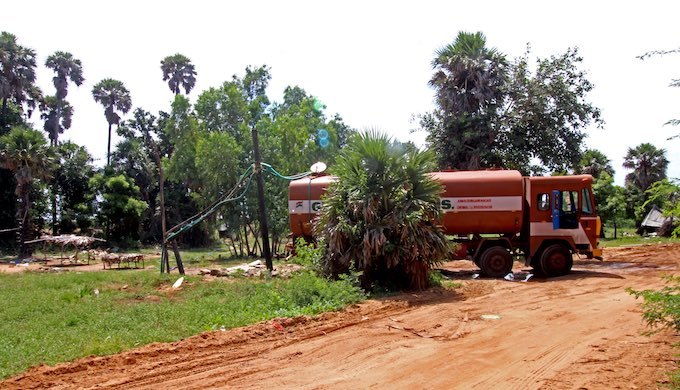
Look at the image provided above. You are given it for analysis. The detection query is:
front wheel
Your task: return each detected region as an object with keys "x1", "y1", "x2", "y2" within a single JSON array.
[{"x1": 540, "y1": 244, "x2": 573, "y2": 277}]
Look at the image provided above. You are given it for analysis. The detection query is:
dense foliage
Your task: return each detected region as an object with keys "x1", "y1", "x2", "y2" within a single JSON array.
[
  {"x1": 0, "y1": 127, "x2": 54, "y2": 256},
  {"x1": 423, "y1": 32, "x2": 603, "y2": 175}
]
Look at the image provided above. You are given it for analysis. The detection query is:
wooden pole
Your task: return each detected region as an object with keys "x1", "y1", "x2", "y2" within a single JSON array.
[{"x1": 250, "y1": 128, "x2": 273, "y2": 271}]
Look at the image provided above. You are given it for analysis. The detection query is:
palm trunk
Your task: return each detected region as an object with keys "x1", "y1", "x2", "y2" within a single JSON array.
[
  {"x1": 243, "y1": 221, "x2": 251, "y2": 256},
  {"x1": 237, "y1": 229, "x2": 244, "y2": 256},
  {"x1": 1, "y1": 98, "x2": 8, "y2": 132},
  {"x1": 51, "y1": 184, "x2": 57, "y2": 236},
  {"x1": 17, "y1": 183, "x2": 32, "y2": 259},
  {"x1": 107, "y1": 122, "x2": 112, "y2": 166},
  {"x1": 150, "y1": 141, "x2": 166, "y2": 246}
]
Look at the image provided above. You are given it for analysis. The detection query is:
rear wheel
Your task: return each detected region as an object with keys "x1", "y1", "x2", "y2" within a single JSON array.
[
  {"x1": 540, "y1": 244, "x2": 573, "y2": 277},
  {"x1": 479, "y1": 246, "x2": 513, "y2": 278}
]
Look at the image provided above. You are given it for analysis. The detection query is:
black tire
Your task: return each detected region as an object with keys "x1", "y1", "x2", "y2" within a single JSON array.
[
  {"x1": 540, "y1": 244, "x2": 573, "y2": 277},
  {"x1": 479, "y1": 246, "x2": 513, "y2": 278}
]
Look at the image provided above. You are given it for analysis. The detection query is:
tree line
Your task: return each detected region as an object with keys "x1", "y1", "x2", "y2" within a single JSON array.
[
  {"x1": 0, "y1": 30, "x2": 676, "y2": 260},
  {"x1": 0, "y1": 31, "x2": 354, "y2": 258}
]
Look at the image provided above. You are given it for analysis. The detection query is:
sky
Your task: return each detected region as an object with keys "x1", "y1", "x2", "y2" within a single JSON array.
[{"x1": 2, "y1": 0, "x2": 679, "y2": 185}]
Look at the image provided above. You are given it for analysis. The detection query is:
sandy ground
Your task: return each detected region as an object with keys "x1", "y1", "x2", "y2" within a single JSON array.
[{"x1": 2, "y1": 243, "x2": 679, "y2": 389}]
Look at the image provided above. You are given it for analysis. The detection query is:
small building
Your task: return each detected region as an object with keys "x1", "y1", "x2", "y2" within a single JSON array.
[{"x1": 640, "y1": 205, "x2": 669, "y2": 233}]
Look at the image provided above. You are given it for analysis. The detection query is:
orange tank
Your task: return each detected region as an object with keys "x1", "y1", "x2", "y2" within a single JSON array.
[
  {"x1": 288, "y1": 175, "x2": 337, "y2": 238},
  {"x1": 289, "y1": 170, "x2": 525, "y2": 238},
  {"x1": 430, "y1": 170, "x2": 524, "y2": 235}
]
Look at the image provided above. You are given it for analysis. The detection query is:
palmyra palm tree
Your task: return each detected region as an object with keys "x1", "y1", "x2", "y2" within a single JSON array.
[
  {"x1": 430, "y1": 31, "x2": 507, "y2": 115},
  {"x1": 160, "y1": 54, "x2": 197, "y2": 95},
  {"x1": 428, "y1": 31, "x2": 507, "y2": 170},
  {"x1": 318, "y1": 131, "x2": 450, "y2": 290},
  {"x1": 44, "y1": 52, "x2": 82, "y2": 235},
  {"x1": 0, "y1": 127, "x2": 54, "y2": 257},
  {"x1": 41, "y1": 96, "x2": 73, "y2": 148},
  {"x1": 45, "y1": 51, "x2": 84, "y2": 101},
  {"x1": 623, "y1": 143, "x2": 669, "y2": 193},
  {"x1": 92, "y1": 79, "x2": 132, "y2": 165},
  {"x1": 0, "y1": 32, "x2": 42, "y2": 124}
]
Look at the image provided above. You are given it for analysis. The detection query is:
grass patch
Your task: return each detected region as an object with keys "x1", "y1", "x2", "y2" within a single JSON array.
[
  {"x1": 143, "y1": 244, "x2": 269, "y2": 270},
  {"x1": 428, "y1": 270, "x2": 462, "y2": 290},
  {"x1": 0, "y1": 268, "x2": 364, "y2": 379}
]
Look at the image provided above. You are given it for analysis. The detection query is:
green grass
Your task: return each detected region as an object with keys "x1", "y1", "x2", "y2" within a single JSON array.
[
  {"x1": 600, "y1": 235, "x2": 680, "y2": 248},
  {"x1": 600, "y1": 223, "x2": 680, "y2": 248},
  {"x1": 0, "y1": 268, "x2": 364, "y2": 379}
]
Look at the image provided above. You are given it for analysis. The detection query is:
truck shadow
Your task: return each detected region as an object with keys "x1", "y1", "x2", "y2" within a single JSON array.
[
  {"x1": 531, "y1": 269, "x2": 625, "y2": 281},
  {"x1": 436, "y1": 267, "x2": 625, "y2": 281}
]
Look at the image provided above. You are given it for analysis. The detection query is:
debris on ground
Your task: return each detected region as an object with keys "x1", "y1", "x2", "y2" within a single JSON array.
[
  {"x1": 198, "y1": 261, "x2": 303, "y2": 278},
  {"x1": 503, "y1": 272, "x2": 534, "y2": 282}
]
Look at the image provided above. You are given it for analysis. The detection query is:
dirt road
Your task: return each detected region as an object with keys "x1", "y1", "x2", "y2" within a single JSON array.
[{"x1": 4, "y1": 243, "x2": 679, "y2": 389}]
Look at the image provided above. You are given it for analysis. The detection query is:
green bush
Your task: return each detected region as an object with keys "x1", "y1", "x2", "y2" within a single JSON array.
[
  {"x1": 289, "y1": 238, "x2": 322, "y2": 269},
  {"x1": 628, "y1": 275, "x2": 680, "y2": 333},
  {"x1": 317, "y1": 131, "x2": 450, "y2": 291},
  {"x1": 628, "y1": 275, "x2": 680, "y2": 388}
]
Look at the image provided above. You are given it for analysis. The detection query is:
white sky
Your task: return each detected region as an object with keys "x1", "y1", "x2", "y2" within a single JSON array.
[{"x1": 2, "y1": 0, "x2": 679, "y2": 185}]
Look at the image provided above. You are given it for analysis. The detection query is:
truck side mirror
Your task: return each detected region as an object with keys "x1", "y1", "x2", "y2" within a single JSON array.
[{"x1": 552, "y1": 190, "x2": 561, "y2": 230}]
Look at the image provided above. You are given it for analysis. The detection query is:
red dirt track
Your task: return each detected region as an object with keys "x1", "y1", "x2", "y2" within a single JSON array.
[{"x1": 3, "y1": 243, "x2": 679, "y2": 389}]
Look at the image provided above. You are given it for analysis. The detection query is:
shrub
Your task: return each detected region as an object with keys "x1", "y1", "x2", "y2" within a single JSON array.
[
  {"x1": 628, "y1": 275, "x2": 680, "y2": 333},
  {"x1": 317, "y1": 131, "x2": 450, "y2": 290}
]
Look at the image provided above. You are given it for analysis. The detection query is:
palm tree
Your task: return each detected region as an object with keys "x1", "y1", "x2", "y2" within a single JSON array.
[
  {"x1": 318, "y1": 131, "x2": 450, "y2": 290},
  {"x1": 45, "y1": 51, "x2": 84, "y2": 101},
  {"x1": 41, "y1": 96, "x2": 73, "y2": 146},
  {"x1": 91, "y1": 79, "x2": 132, "y2": 165},
  {"x1": 427, "y1": 31, "x2": 507, "y2": 170},
  {"x1": 0, "y1": 127, "x2": 54, "y2": 258},
  {"x1": 623, "y1": 143, "x2": 668, "y2": 193},
  {"x1": 44, "y1": 52, "x2": 83, "y2": 236},
  {"x1": 0, "y1": 32, "x2": 42, "y2": 126},
  {"x1": 160, "y1": 54, "x2": 197, "y2": 95},
  {"x1": 577, "y1": 149, "x2": 614, "y2": 179},
  {"x1": 42, "y1": 96, "x2": 74, "y2": 234},
  {"x1": 430, "y1": 31, "x2": 506, "y2": 115}
]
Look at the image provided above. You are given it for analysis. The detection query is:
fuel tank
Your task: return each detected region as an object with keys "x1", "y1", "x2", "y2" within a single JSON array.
[
  {"x1": 288, "y1": 170, "x2": 525, "y2": 238},
  {"x1": 288, "y1": 175, "x2": 337, "y2": 239},
  {"x1": 430, "y1": 170, "x2": 524, "y2": 235}
]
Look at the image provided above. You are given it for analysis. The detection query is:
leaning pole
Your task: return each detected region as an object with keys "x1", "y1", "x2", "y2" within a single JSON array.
[{"x1": 250, "y1": 127, "x2": 273, "y2": 271}]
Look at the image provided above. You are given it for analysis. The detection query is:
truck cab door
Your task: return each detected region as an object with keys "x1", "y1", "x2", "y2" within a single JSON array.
[
  {"x1": 551, "y1": 190, "x2": 561, "y2": 230},
  {"x1": 552, "y1": 190, "x2": 579, "y2": 229}
]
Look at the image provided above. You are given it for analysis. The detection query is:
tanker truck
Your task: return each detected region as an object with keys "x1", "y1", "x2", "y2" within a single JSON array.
[{"x1": 288, "y1": 170, "x2": 602, "y2": 278}]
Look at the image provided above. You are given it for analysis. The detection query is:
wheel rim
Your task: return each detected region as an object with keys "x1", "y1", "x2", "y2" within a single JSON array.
[
  {"x1": 487, "y1": 253, "x2": 509, "y2": 274},
  {"x1": 480, "y1": 247, "x2": 512, "y2": 277},
  {"x1": 544, "y1": 252, "x2": 566, "y2": 272},
  {"x1": 540, "y1": 245, "x2": 572, "y2": 276}
]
